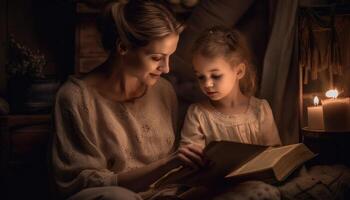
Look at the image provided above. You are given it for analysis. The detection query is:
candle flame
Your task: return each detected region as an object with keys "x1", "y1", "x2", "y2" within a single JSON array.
[
  {"x1": 313, "y1": 96, "x2": 320, "y2": 106},
  {"x1": 325, "y1": 89, "x2": 339, "y2": 99}
]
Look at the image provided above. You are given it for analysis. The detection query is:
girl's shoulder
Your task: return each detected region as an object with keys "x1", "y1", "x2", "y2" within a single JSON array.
[
  {"x1": 249, "y1": 96, "x2": 271, "y2": 110},
  {"x1": 186, "y1": 101, "x2": 213, "y2": 116},
  {"x1": 249, "y1": 97, "x2": 273, "y2": 120}
]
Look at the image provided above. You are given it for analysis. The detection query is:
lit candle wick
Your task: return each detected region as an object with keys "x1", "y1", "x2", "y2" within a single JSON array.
[{"x1": 313, "y1": 96, "x2": 319, "y2": 106}]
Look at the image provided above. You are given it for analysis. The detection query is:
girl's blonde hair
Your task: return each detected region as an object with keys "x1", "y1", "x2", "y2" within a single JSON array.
[
  {"x1": 97, "y1": 0, "x2": 184, "y2": 51},
  {"x1": 192, "y1": 26, "x2": 257, "y2": 96}
]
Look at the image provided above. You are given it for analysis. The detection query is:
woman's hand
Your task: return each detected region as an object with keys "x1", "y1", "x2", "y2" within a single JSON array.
[
  {"x1": 117, "y1": 144, "x2": 209, "y2": 191},
  {"x1": 169, "y1": 144, "x2": 208, "y2": 170}
]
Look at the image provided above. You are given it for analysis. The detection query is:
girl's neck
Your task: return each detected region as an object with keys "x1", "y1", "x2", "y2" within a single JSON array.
[
  {"x1": 86, "y1": 56, "x2": 147, "y2": 102},
  {"x1": 210, "y1": 89, "x2": 250, "y2": 115}
]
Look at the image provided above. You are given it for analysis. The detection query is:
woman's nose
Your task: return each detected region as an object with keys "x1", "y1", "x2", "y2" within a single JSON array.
[{"x1": 158, "y1": 58, "x2": 170, "y2": 74}]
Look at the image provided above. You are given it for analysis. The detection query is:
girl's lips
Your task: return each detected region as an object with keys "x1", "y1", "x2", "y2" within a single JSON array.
[{"x1": 206, "y1": 91, "x2": 218, "y2": 96}]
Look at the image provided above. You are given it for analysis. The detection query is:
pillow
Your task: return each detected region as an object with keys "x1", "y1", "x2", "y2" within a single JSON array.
[{"x1": 278, "y1": 165, "x2": 350, "y2": 200}]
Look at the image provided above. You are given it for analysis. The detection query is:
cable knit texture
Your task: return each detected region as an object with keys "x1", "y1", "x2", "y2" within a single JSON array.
[{"x1": 51, "y1": 76, "x2": 178, "y2": 198}]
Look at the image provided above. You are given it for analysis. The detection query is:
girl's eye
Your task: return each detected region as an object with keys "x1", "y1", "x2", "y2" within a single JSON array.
[
  {"x1": 152, "y1": 57, "x2": 162, "y2": 61},
  {"x1": 196, "y1": 76, "x2": 205, "y2": 81},
  {"x1": 212, "y1": 75, "x2": 222, "y2": 80}
]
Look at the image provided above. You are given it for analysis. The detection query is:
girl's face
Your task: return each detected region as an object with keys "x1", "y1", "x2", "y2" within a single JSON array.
[
  {"x1": 122, "y1": 33, "x2": 179, "y2": 86},
  {"x1": 192, "y1": 54, "x2": 244, "y2": 101}
]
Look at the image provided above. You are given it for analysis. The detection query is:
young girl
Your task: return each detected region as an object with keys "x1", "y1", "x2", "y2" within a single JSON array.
[{"x1": 181, "y1": 26, "x2": 282, "y2": 149}]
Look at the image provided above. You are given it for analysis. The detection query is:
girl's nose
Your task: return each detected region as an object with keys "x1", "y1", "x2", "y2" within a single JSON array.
[{"x1": 204, "y1": 79, "x2": 214, "y2": 88}]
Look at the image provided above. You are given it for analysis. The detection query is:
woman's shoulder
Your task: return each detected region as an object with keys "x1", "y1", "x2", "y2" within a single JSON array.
[{"x1": 56, "y1": 76, "x2": 88, "y2": 106}]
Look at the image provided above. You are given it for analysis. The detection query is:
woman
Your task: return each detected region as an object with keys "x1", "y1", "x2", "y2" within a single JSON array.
[{"x1": 51, "y1": 1, "x2": 206, "y2": 199}]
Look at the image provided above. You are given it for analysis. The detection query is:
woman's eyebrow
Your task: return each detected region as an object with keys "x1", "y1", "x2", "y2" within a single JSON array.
[{"x1": 149, "y1": 53, "x2": 166, "y2": 56}]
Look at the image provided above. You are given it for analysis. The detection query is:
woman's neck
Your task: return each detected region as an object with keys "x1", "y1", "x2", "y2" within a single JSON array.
[
  {"x1": 86, "y1": 56, "x2": 147, "y2": 102},
  {"x1": 210, "y1": 89, "x2": 250, "y2": 115}
]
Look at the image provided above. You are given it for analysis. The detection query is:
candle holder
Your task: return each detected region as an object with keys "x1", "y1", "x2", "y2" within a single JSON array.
[{"x1": 301, "y1": 128, "x2": 350, "y2": 165}]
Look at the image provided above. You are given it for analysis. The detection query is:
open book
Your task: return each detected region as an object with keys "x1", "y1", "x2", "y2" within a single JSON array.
[{"x1": 153, "y1": 141, "x2": 316, "y2": 187}]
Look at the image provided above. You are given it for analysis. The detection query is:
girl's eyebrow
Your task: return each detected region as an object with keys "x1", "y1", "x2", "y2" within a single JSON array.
[{"x1": 194, "y1": 69, "x2": 220, "y2": 73}]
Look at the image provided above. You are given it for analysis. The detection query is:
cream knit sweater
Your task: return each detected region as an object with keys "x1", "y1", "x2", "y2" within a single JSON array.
[{"x1": 51, "y1": 76, "x2": 178, "y2": 198}]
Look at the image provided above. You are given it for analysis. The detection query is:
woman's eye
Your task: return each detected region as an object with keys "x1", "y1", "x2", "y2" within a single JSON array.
[
  {"x1": 152, "y1": 57, "x2": 162, "y2": 61},
  {"x1": 212, "y1": 75, "x2": 222, "y2": 80}
]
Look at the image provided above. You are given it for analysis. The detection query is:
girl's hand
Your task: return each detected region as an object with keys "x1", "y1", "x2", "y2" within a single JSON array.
[{"x1": 169, "y1": 144, "x2": 208, "y2": 170}]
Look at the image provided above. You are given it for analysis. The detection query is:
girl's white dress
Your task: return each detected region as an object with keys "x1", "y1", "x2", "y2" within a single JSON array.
[{"x1": 181, "y1": 96, "x2": 282, "y2": 148}]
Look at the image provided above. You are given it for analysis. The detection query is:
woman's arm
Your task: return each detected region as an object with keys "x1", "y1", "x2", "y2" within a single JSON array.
[
  {"x1": 53, "y1": 89, "x2": 205, "y2": 194},
  {"x1": 52, "y1": 80, "x2": 207, "y2": 196},
  {"x1": 117, "y1": 144, "x2": 206, "y2": 192},
  {"x1": 52, "y1": 86, "x2": 118, "y2": 197},
  {"x1": 116, "y1": 104, "x2": 210, "y2": 191}
]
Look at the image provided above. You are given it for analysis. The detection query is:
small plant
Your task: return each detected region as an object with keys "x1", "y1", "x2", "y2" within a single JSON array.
[{"x1": 6, "y1": 35, "x2": 46, "y2": 79}]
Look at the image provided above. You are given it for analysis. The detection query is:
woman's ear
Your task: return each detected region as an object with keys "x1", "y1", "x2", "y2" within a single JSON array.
[
  {"x1": 236, "y1": 63, "x2": 246, "y2": 79},
  {"x1": 117, "y1": 41, "x2": 128, "y2": 55}
]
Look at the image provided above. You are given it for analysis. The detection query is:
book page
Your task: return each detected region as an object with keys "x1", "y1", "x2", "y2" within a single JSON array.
[
  {"x1": 204, "y1": 141, "x2": 268, "y2": 177},
  {"x1": 227, "y1": 144, "x2": 298, "y2": 177},
  {"x1": 274, "y1": 144, "x2": 316, "y2": 181},
  {"x1": 153, "y1": 141, "x2": 268, "y2": 187}
]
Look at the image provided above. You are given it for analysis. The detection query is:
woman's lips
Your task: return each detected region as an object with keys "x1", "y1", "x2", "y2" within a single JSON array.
[{"x1": 150, "y1": 73, "x2": 161, "y2": 78}]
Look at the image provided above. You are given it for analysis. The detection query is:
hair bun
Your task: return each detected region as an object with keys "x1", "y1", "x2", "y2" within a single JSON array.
[
  {"x1": 226, "y1": 31, "x2": 238, "y2": 49},
  {"x1": 97, "y1": 0, "x2": 182, "y2": 50}
]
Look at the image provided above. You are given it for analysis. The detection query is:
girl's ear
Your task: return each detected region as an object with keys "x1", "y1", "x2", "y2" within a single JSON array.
[
  {"x1": 117, "y1": 41, "x2": 128, "y2": 55},
  {"x1": 236, "y1": 63, "x2": 246, "y2": 79}
]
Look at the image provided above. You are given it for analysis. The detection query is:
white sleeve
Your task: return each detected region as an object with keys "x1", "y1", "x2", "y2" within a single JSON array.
[
  {"x1": 259, "y1": 100, "x2": 282, "y2": 146},
  {"x1": 180, "y1": 104, "x2": 206, "y2": 149}
]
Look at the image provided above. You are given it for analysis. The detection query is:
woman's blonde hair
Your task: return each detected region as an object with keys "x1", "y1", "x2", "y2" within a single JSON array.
[
  {"x1": 97, "y1": 0, "x2": 184, "y2": 51},
  {"x1": 192, "y1": 26, "x2": 257, "y2": 96}
]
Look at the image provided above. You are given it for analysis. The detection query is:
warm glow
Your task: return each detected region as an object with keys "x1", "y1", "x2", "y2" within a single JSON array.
[
  {"x1": 313, "y1": 96, "x2": 320, "y2": 106},
  {"x1": 325, "y1": 89, "x2": 339, "y2": 99}
]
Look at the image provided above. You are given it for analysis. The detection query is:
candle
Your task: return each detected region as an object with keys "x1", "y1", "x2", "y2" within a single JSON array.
[
  {"x1": 322, "y1": 89, "x2": 350, "y2": 131},
  {"x1": 307, "y1": 96, "x2": 324, "y2": 130}
]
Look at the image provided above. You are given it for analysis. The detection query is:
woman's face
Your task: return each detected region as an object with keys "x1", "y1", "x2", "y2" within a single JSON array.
[
  {"x1": 192, "y1": 54, "x2": 243, "y2": 101},
  {"x1": 122, "y1": 33, "x2": 179, "y2": 86}
]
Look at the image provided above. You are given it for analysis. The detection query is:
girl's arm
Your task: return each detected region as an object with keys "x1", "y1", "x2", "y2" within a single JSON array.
[
  {"x1": 260, "y1": 100, "x2": 282, "y2": 146},
  {"x1": 180, "y1": 104, "x2": 206, "y2": 149}
]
